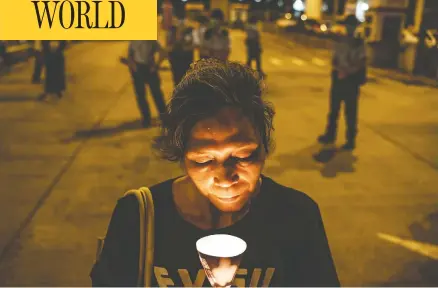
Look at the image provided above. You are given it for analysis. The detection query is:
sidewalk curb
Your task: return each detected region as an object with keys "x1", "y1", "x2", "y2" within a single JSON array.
[
  {"x1": 262, "y1": 26, "x2": 437, "y2": 88},
  {"x1": 370, "y1": 68, "x2": 438, "y2": 88}
]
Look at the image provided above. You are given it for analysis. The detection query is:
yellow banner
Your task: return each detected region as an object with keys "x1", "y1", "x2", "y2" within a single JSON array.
[{"x1": 0, "y1": 0, "x2": 157, "y2": 40}]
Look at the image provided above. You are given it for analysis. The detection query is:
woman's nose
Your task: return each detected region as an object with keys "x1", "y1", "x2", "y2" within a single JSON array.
[{"x1": 213, "y1": 165, "x2": 239, "y2": 188}]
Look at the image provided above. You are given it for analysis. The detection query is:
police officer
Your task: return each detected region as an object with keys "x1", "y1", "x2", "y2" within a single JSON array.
[
  {"x1": 193, "y1": 15, "x2": 209, "y2": 59},
  {"x1": 31, "y1": 40, "x2": 44, "y2": 84},
  {"x1": 318, "y1": 15, "x2": 366, "y2": 150},
  {"x1": 0, "y1": 41, "x2": 9, "y2": 72},
  {"x1": 127, "y1": 40, "x2": 167, "y2": 127},
  {"x1": 168, "y1": 15, "x2": 195, "y2": 86},
  {"x1": 245, "y1": 16, "x2": 265, "y2": 77}
]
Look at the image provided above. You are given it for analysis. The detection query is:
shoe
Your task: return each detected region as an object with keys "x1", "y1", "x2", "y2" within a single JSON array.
[
  {"x1": 37, "y1": 93, "x2": 49, "y2": 102},
  {"x1": 341, "y1": 141, "x2": 355, "y2": 150},
  {"x1": 318, "y1": 134, "x2": 335, "y2": 144}
]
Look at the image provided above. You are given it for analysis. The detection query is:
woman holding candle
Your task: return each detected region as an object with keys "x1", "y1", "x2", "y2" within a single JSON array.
[{"x1": 91, "y1": 59, "x2": 340, "y2": 287}]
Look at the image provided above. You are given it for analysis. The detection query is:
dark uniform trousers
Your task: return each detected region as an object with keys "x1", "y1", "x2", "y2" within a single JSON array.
[
  {"x1": 324, "y1": 70, "x2": 360, "y2": 143},
  {"x1": 131, "y1": 63, "x2": 167, "y2": 125}
]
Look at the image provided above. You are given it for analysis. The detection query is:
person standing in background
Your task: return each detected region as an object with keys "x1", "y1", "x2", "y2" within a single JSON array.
[
  {"x1": 0, "y1": 41, "x2": 10, "y2": 72},
  {"x1": 168, "y1": 16, "x2": 195, "y2": 86},
  {"x1": 318, "y1": 15, "x2": 366, "y2": 150},
  {"x1": 127, "y1": 40, "x2": 167, "y2": 127},
  {"x1": 39, "y1": 40, "x2": 67, "y2": 101},
  {"x1": 31, "y1": 40, "x2": 44, "y2": 84},
  {"x1": 203, "y1": 9, "x2": 231, "y2": 61},
  {"x1": 245, "y1": 16, "x2": 265, "y2": 77},
  {"x1": 193, "y1": 15, "x2": 209, "y2": 59},
  {"x1": 161, "y1": 0, "x2": 173, "y2": 49}
]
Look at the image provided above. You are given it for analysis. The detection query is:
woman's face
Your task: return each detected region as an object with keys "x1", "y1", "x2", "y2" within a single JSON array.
[{"x1": 184, "y1": 107, "x2": 266, "y2": 213}]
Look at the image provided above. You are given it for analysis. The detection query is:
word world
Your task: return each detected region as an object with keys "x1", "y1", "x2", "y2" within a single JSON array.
[{"x1": 31, "y1": 0, "x2": 125, "y2": 29}]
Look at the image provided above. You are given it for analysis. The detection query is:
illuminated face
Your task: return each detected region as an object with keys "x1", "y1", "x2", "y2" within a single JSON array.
[{"x1": 184, "y1": 107, "x2": 266, "y2": 213}]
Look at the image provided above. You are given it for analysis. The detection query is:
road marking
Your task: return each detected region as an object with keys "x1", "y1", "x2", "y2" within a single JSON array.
[
  {"x1": 377, "y1": 232, "x2": 438, "y2": 260},
  {"x1": 312, "y1": 57, "x2": 326, "y2": 66},
  {"x1": 269, "y1": 57, "x2": 283, "y2": 66},
  {"x1": 291, "y1": 57, "x2": 305, "y2": 66}
]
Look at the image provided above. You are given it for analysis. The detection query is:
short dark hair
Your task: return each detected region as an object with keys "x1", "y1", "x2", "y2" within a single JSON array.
[
  {"x1": 343, "y1": 15, "x2": 359, "y2": 27},
  {"x1": 210, "y1": 9, "x2": 225, "y2": 21},
  {"x1": 153, "y1": 59, "x2": 275, "y2": 162},
  {"x1": 195, "y1": 14, "x2": 209, "y2": 25}
]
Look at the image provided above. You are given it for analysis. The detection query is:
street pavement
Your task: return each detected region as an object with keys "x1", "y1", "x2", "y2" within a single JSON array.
[{"x1": 0, "y1": 31, "x2": 437, "y2": 286}]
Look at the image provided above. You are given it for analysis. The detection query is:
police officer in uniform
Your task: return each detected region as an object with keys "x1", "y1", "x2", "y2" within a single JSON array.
[
  {"x1": 32, "y1": 40, "x2": 44, "y2": 84},
  {"x1": 127, "y1": 41, "x2": 167, "y2": 127},
  {"x1": 318, "y1": 15, "x2": 366, "y2": 150},
  {"x1": 168, "y1": 15, "x2": 195, "y2": 86},
  {"x1": 245, "y1": 16, "x2": 265, "y2": 77},
  {"x1": 193, "y1": 15, "x2": 209, "y2": 60}
]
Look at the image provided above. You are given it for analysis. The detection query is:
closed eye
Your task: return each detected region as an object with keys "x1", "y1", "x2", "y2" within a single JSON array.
[
  {"x1": 233, "y1": 150, "x2": 259, "y2": 162},
  {"x1": 235, "y1": 156, "x2": 252, "y2": 161}
]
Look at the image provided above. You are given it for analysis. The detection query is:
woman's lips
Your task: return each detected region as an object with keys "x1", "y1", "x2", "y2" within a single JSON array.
[{"x1": 216, "y1": 195, "x2": 240, "y2": 202}]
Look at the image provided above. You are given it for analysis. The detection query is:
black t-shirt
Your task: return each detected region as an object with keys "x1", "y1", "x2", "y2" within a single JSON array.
[{"x1": 90, "y1": 175, "x2": 340, "y2": 287}]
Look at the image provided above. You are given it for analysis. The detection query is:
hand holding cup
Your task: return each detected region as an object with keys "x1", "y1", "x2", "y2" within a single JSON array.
[{"x1": 196, "y1": 234, "x2": 247, "y2": 288}]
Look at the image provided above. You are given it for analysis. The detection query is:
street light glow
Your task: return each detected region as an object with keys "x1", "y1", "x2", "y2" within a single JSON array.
[
  {"x1": 356, "y1": 1, "x2": 370, "y2": 22},
  {"x1": 293, "y1": 0, "x2": 305, "y2": 12}
]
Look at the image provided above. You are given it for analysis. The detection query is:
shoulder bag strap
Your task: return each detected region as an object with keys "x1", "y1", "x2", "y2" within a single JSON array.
[
  {"x1": 139, "y1": 187, "x2": 155, "y2": 287},
  {"x1": 123, "y1": 187, "x2": 155, "y2": 287}
]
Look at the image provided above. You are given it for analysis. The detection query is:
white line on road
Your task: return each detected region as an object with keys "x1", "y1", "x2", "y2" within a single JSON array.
[
  {"x1": 312, "y1": 57, "x2": 326, "y2": 66},
  {"x1": 270, "y1": 57, "x2": 283, "y2": 66},
  {"x1": 291, "y1": 57, "x2": 305, "y2": 66},
  {"x1": 377, "y1": 232, "x2": 438, "y2": 260}
]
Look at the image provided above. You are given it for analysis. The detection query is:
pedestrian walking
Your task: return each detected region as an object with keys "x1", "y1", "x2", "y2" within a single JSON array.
[
  {"x1": 318, "y1": 15, "x2": 367, "y2": 150},
  {"x1": 203, "y1": 9, "x2": 231, "y2": 61},
  {"x1": 168, "y1": 16, "x2": 195, "y2": 86},
  {"x1": 39, "y1": 40, "x2": 67, "y2": 101},
  {"x1": 31, "y1": 40, "x2": 44, "y2": 84},
  {"x1": 245, "y1": 16, "x2": 266, "y2": 77},
  {"x1": 127, "y1": 40, "x2": 167, "y2": 127}
]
